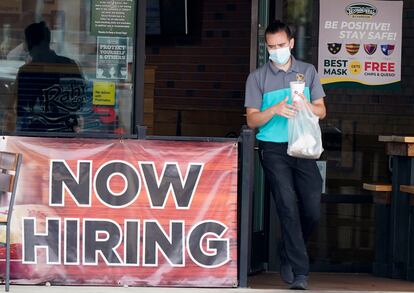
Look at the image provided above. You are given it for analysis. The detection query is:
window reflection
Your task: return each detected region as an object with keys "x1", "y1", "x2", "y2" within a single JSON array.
[
  {"x1": 15, "y1": 21, "x2": 86, "y2": 132},
  {"x1": 283, "y1": 0, "x2": 313, "y2": 62},
  {"x1": 0, "y1": 0, "x2": 134, "y2": 135}
]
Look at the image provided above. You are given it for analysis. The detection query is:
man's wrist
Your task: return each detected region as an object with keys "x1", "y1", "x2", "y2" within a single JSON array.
[{"x1": 307, "y1": 101, "x2": 314, "y2": 112}]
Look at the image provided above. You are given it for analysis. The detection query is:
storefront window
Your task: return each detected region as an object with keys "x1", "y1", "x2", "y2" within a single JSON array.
[
  {"x1": 0, "y1": 0, "x2": 135, "y2": 135},
  {"x1": 282, "y1": 0, "x2": 313, "y2": 63}
]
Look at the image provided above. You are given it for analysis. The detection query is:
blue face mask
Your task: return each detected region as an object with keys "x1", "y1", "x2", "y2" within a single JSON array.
[{"x1": 269, "y1": 46, "x2": 291, "y2": 65}]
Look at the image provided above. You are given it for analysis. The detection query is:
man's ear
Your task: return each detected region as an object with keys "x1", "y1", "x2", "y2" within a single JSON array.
[{"x1": 290, "y1": 38, "x2": 295, "y2": 50}]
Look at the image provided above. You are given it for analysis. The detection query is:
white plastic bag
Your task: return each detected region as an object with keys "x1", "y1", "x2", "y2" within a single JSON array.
[{"x1": 287, "y1": 98, "x2": 323, "y2": 159}]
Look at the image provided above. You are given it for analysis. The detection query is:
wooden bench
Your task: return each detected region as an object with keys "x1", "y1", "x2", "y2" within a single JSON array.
[
  {"x1": 362, "y1": 183, "x2": 392, "y2": 277},
  {"x1": 400, "y1": 185, "x2": 414, "y2": 205},
  {"x1": 363, "y1": 183, "x2": 392, "y2": 205}
]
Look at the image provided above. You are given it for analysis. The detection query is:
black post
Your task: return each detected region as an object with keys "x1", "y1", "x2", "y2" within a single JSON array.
[
  {"x1": 390, "y1": 156, "x2": 414, "y2": 279},
  {"x1": 373, "y1": 195, "x2": 391, "y2": 277},
  {"x1": 136, "y1": 125, "x2": 147, "y2": 139},
  {"x1": 239, "y1": 127, "x2": 255, "y2": 287},
  {"x1": 133, "y1": 0, "x2": 146, "y2": 132},
  {"x1": 406, "y1": 159, "x2": 414, "y2": 280},
  {"x1": 408, "y1": 201, "x2": 414, "y2": 281}
]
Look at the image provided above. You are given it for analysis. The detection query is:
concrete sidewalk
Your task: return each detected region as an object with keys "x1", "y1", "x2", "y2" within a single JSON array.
[
  {"x1": 4, "y1": 273, "x2": 414, "y2": 292},
  {"x1": 4, "y1": 286, "x2": 414, "y2": 293}
]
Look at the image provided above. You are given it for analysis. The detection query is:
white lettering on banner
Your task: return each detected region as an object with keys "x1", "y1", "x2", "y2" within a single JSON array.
[
  {"x1": 324, "y1": 19, "x2": 397, "y2": 41},
  {"x1": 324, "y1": 21, "x2": 339, "y2": 29},
  {"x1": 49, "y1": 160, "x2": 204, "y2": 209},
  {"x1": 22, "y1": 218, "x2": 230, "y2": 268},
  {"x1": 324, "y1": 21, "x2": 392, "y2": 32},
  {"x1": 368, "y1": 31, "x2": 397, "y2": 41},
  {"x1": 339, "y1": 30, "x2": 366, "y2": 39},
  {"x1": 23, "y1": 159, "x2": 231, "y2": 268},
  {"x1": 340, "y1": 21, "x2": 390, "y2": 31}
]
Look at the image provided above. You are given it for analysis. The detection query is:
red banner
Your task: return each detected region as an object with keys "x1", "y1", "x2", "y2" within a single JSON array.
[{"x1": 0, "y1": 136, "x2": 238, "y2": 287}]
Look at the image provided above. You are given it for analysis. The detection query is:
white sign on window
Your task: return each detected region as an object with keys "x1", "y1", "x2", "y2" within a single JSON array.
[{"x1": 318, "y1": 0, "x2": 403, "y2": 88}]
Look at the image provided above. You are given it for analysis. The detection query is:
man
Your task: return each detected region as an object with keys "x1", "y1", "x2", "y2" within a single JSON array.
[
  {"x1": 15, "y1": 21, "x2": 86, "y2": 132},
  {"x1": 244, "y1": 20, "x2": 326, "y2": 290}
]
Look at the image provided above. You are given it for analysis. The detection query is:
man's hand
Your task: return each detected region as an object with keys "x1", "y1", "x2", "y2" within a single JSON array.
[
  {"x1": 270, "y1": 97, "x2": 298, "y2": 118},
  {"x1": 293, "y1": 93, "x2": 326, "y2": 119},
  {"x1": 246, "y1": 97, "x2": 298, "y2": 129}
]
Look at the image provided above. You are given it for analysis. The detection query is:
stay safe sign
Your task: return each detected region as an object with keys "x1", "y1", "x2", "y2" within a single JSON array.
[{"x1": 318, "y1": 0, "x2": 403, "y2": 87}]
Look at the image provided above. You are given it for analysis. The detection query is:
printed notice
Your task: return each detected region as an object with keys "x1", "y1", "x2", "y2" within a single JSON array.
[
  {"x1": 91, "y1": 0, "x2": 135, "y2": 37},
  {"x1": 318, "y1": 0, "x2": 402, "y2": 87},
  {"x1": 93, "y1": 81, "x2": 115, "y2": 105},
  {"x1": 96, "y1": 37, "x2": 128, "y2": 80}
]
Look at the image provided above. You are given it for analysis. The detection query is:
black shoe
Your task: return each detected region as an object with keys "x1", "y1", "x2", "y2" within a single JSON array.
[
  {"x1": 278, "y1": 245, "x2": 294, "y2": 284},
  {"x1": 289, "y1": 275, "x2": 308, "y2": 290}
]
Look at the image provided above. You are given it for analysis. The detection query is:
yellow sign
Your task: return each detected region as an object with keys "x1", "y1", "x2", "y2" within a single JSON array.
[
  {"x1": 348, "y1": 61, "x2": 362, "y2": 75},
  {"x1": 93, "y1": 81, "x2": 115, "y2": 105}
]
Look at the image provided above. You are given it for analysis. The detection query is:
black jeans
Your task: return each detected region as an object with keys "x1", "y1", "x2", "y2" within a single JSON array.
[{"x1": 259, "y1": 141, "x2": 322, "y2": 276}]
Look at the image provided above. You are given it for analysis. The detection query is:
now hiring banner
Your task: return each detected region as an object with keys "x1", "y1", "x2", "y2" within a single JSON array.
[{"x1": 0, "y1": 136, "x2": 238, "y2": 287}]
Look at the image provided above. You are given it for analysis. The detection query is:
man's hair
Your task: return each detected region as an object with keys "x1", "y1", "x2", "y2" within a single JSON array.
[
  {"x1": 265, "y1": 20, "x2": 292, "y2": 40},
  {"x1": 25, "y1": 21, "x2": 51, "y2": 51}
]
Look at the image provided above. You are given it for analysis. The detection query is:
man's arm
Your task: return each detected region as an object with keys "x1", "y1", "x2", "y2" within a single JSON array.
[
  {"x1": 308, "y1": 98, "x2": 326, "y2": 119},
  {"x1": 307, "y1": 65, "x2": 326, "y2": 119},
  {"x1": 246, "y1": 108, "x2": 274, "y2": 129},
  {"x1": 246, "y1": 97, "x2": 297, "y2": 129}
]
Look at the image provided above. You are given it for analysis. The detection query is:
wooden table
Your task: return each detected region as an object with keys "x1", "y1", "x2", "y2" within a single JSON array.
[{"x1": 379, "y1": 135, "x2": 414, "y2": 280}]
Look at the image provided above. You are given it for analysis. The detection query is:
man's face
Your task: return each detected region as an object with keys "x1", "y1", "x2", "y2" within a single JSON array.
[{"x1": 266, "y1": 31, "x2": 294, "y2": 51}]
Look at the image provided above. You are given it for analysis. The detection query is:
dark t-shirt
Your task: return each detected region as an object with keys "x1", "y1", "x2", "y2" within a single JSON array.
[{"x1": 16, "y1": 50, "x2": 86, "y2": 132}]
